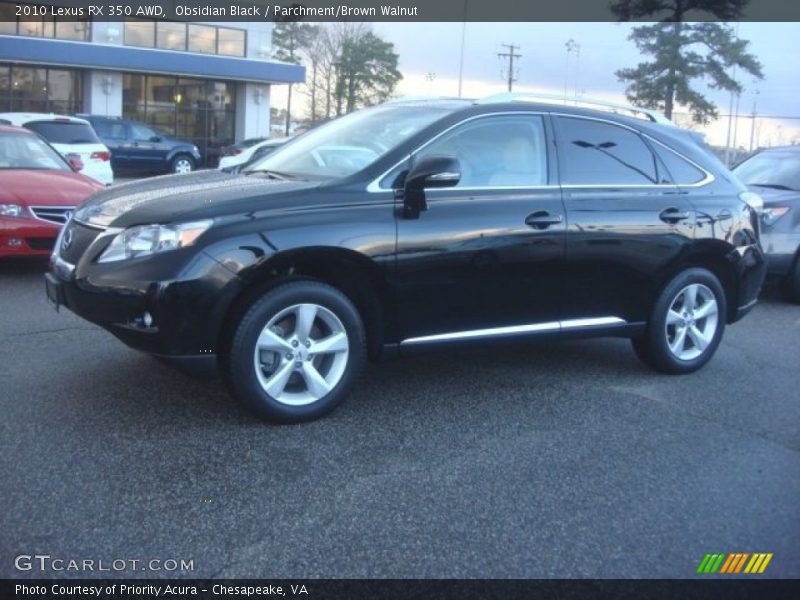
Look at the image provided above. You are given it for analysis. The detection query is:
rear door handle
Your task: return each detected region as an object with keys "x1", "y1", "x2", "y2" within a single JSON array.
[
  {"x1": 659, "y1": 207, "x2": 690, "y2": 223},
  {"x1": 525, "y1": 211, "x2": 563, "y2": 230}
]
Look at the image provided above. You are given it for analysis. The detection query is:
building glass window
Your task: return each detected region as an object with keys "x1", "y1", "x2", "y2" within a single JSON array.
[
  {"x1": 124, "y1": 19, "x2": 154, "y2": 48},
  {"x1": 217, "y1": 27, "x2": 246, "y2": 57},
  {"x1": 1, "y1": 4, "x2": 90, "y2": 40},
  {"x1": 54, "y1": 20, "x2": 90, "y2": 41},
  {"x1": 188, "y1": 24, "x2": 216, "y2": 54},
  {"x1": 18, "y1": 18, "x2": 55, "y2": 38},
  {"x1": 0, "y1": 4, "x2": 17, "y2": 34},
  {"x1": 0, "y1": 64, "x2": 82, "y2": 113},
  {"x1": 156, "y1": 21, "x2": 186, "y2": 51},
  {"x1": 123, "y1": 73, "x2": 237, "y2": 167}
]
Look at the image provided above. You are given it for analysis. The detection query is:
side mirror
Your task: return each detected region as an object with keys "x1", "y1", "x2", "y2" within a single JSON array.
[
  {"x1": 403, "y1": 155, "x2": 461, "y2": 217},
  {"x1": 65, "y1": 154, "x2": 84, "y2": 172},
  {"x1": 149, "y1": 135, "x2": 162, "y2": 143}
]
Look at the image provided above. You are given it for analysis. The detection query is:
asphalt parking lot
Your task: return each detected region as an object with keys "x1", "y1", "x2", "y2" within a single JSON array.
[{"x1": 1, "y1": 259, "x2": 799, "y2": 579}]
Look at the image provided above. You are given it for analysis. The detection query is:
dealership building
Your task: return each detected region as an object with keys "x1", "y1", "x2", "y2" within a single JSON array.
[{"x1": 0, "y1": 4, "x2": 304, "y2": 164}]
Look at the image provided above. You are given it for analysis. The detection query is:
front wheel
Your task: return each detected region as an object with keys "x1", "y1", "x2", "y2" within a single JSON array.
[
  {"x1": 225, "y1": 281, "x2": 366, "y2": 423},
  {"x1": 170, "y1": 154, "x2": 195, "y2": 174},
  {"x1": 632, "y1": 268, "x2": 727, "y2": 374}
]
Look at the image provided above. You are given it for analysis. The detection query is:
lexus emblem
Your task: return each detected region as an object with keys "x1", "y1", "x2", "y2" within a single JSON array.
[{"x1": 61, "y1": 227, "x2": 74, "y2": 251}]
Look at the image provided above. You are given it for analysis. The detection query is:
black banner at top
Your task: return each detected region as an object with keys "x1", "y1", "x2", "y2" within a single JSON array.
[{"x1": 1, "y1": 0, "x2": 799, "y2": 22}]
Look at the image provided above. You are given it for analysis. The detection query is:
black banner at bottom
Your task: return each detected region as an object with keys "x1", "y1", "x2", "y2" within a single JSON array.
[{"x1": 3, "y1": 579, "x2": 800, "y2": 600}]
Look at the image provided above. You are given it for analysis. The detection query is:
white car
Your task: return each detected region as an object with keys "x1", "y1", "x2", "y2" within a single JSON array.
[
  {"x1": 0, "y1": 113, "x2": 114, "y2": 185},
  {"x1": 218, "y1": 137, "x2": 291, "y2": 172}
]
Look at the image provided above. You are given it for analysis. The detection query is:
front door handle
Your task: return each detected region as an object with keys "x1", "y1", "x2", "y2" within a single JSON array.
[
  {"x1": 525, "y1": 211, "x2": 563, "y2": 230},
  {"x1": 659, "y1": 207, "x2": 690, "y2": 223}
]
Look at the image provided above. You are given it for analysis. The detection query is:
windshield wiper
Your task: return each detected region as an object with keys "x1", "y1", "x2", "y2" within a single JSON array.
[
  {"x1": 244, "y1": 169, "x2": 297, "y2": 181},
  {"x1": 749, "y1": 183, "x2": 799, "y2": 191}
]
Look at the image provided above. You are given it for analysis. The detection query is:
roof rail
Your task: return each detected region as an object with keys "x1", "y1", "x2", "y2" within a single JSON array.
[
  {"x1": 476, "y1": 92, "x2": 675, "y2": 126},
  {"x1": 386, "y1": 95, "x2": 472, "y2": 104}
]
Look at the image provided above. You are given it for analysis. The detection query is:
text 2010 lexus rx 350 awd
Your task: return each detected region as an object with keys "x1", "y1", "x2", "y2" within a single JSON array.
[{"x1": 46, "y1": 97, "x2": 766, "y2": 423}]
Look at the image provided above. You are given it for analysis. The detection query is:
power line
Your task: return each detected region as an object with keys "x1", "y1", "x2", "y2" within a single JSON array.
[{"x1": 497, "y1": 43, "x2": 521, "y2": 92}]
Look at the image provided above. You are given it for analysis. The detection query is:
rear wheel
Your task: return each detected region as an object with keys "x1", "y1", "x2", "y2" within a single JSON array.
[
  {"x1": 225, "y1": 281, "x2": 366, "y2": 423},
  {"x1": 632, "y1": 268, "x2": 726, "y2": 374}
]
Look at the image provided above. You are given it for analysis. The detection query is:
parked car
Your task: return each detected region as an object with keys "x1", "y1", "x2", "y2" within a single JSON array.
[
  {"x1": 78, "y1": 115, "x2": 202, "y2": 175},
  {"x1": 0, "y1": 113, "x2": 113, "y2": 185},
  {"x1": 733, "y1": 145, "x2": 800, "y2": 302},
  {"x1": 45, "y1": 96, "x2": 765, "y2": 423},
  {"x1": 220, "y1": 137, "x2": 267, "y2": 158},
  {"x1": 0, "y1": 125, "x2": 103, "y2": 258},
  {"x1": 218, "y1": 137, "x2": 291, "y2": 173}
]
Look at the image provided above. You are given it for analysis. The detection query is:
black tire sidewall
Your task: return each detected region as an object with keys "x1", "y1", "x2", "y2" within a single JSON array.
[
  {"x1": 227, "y1": 281, "x2": 366, "y2": 423},
  {"x1": 639, "y1": 268, "x2": 727, "y2": 374}
]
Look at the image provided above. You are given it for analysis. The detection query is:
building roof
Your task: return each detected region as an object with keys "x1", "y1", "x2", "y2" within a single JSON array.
[{"x1": 0, "y1": 35, "x2": 304, "y2": 85}]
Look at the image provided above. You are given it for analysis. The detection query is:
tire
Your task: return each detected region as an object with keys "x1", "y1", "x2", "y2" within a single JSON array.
[
  {"x1": 783, "y1": 256, "x2": 800, "y2": 304},
  {"x1": 632, "y1": 268, "x2": 727, "y2": 374},
  {"x1": 170, "y1": 154, "x2": 195, "y2": 174},
  {"x1": 225, "y1": 281, "x2": 366, "y2": 423}
]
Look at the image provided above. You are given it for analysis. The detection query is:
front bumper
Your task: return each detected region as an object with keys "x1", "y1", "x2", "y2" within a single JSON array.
[
  {"x1": 1, "y1": 216, "x2": 60, "y2": 257},
  {"x1": 46, "y1": 224, "x2": 244, "y2": 371},
  {"x1": 729, "y1": 242, "x2": 767, "y2": 323},
  {"x1": 760, "y1": 231, "x2": 800, "y2": 276}
]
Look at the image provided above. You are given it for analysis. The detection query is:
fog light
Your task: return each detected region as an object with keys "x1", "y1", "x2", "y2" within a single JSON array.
[
  {"x1": 143, "y1": 312, "x2": 153, "y2": 328},
  {"x1": 8, "y1": 238, "x2": 22, "y2": 247}
]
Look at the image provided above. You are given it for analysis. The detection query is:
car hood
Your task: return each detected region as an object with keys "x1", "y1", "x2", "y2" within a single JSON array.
[
  {"x1": 74, "y1": 170, "x2": 322, "y2": 228},
  {"x1": 747, "y1": 185, "x2": 800, "y2": 207},
  {"x1": 0, "y1": 169, "x2": 103, "y2": 206}
]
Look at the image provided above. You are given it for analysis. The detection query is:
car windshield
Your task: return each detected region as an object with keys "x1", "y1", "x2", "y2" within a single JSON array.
[
  {"x1": 0, "y1": 130, "x2": 70, "y2": 171},
  {"x1": 733, "y1": 151, "x2": 800, "y2": 191},
  {"x1": 24, "y1": 121, "x2": 101, "y2": 145},
  {"x1": 245, "y1": 104, "x2": 457, "y2": 179}
]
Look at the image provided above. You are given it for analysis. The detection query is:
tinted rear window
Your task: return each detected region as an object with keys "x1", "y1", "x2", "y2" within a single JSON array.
[
  {"x1": 556, "y1": 117, "x2": 658, "y2": 185},
  {"x1": 652, "y1": 143, "x2": 707, "y2": 184},
  {"x1": 25, "y1": 121, "x2": 100, "y2": 144}
]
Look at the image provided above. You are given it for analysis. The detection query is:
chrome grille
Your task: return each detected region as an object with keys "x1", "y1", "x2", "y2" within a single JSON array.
[{"x1": 30, "y1": 206, "x2": 76, "y2": 225}]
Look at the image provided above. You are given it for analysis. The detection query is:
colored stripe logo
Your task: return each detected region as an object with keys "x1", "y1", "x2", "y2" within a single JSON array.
[{"x1": 697, "y1": 552, "x2": 773, "y2": 574}]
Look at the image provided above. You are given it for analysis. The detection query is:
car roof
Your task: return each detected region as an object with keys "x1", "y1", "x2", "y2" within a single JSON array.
[{"x1": 0, "y1": 112, "x2": 92, "y2": 126}]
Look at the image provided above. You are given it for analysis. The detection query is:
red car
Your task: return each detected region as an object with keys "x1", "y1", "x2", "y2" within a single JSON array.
[{"x1": 0, "y1": 125, "x2": 103, "y2": 258}]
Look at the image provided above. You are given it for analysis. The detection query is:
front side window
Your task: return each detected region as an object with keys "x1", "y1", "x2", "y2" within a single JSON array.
[
  {"x1": 130, "y1": 122, "x2": 158, "y2": 141},
  {"x1": 556, "y1": 117, "x2": 659, "y2": 185},
  {"x1": 248, "y1": 105, "x2": 456, "y2": 179},
  {"x1": 415, "y1": 115, "x2": 548, "y2": 188}
]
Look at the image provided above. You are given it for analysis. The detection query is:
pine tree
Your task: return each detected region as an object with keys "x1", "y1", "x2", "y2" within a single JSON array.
[{"x1": 611, "y1": 1, "x2": 763, "y2": 123}]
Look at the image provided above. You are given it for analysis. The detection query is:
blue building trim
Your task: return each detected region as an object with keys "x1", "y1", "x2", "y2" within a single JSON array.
[{"x1": 0, "y1": 35, "x2": 305, "y2": 84}]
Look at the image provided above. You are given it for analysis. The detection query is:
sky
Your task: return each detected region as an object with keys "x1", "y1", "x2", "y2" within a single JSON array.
[{"x1": 272, "y1": 22, "x2": 800, "y2": 149}]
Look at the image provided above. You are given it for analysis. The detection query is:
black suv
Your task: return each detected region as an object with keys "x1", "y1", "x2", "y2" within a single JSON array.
[
  {"x1": 78, "y1": 115, "x2": 202, "y2": 175},
  {"x1": 46, "y1": 98, "x2": 766, "y2": 423}
]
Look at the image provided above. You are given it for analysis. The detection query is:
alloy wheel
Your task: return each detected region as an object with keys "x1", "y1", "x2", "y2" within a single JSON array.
[
  {"x1": 664, "y1": 283, "x2": 719, "y2": 361},
  {"x1": 174, "y1": 158, "x2": 193, "y2": 174},
  {"x1": 252, "y1": 303, "x2": 349, "y2": 406}
]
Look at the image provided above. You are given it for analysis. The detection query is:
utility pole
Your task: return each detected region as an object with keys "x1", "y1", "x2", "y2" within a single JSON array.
[
  {"x1": 497, "y1": 43, "x2": 521, "y2": 92},
  {"x1": 457, "y1": 0, "x2": 468, "y2": 97}
]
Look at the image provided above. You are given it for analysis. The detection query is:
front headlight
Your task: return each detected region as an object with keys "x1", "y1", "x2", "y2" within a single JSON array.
[
  {"x1": 97, "y1": 220, "x2": 212, "y2": 263},
  {"x1": 761, "y1": 206, "x2": 790, "y2": 227},
  {"x1": 0, "y1": 204, "x2": 27, "y2": 218}
]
